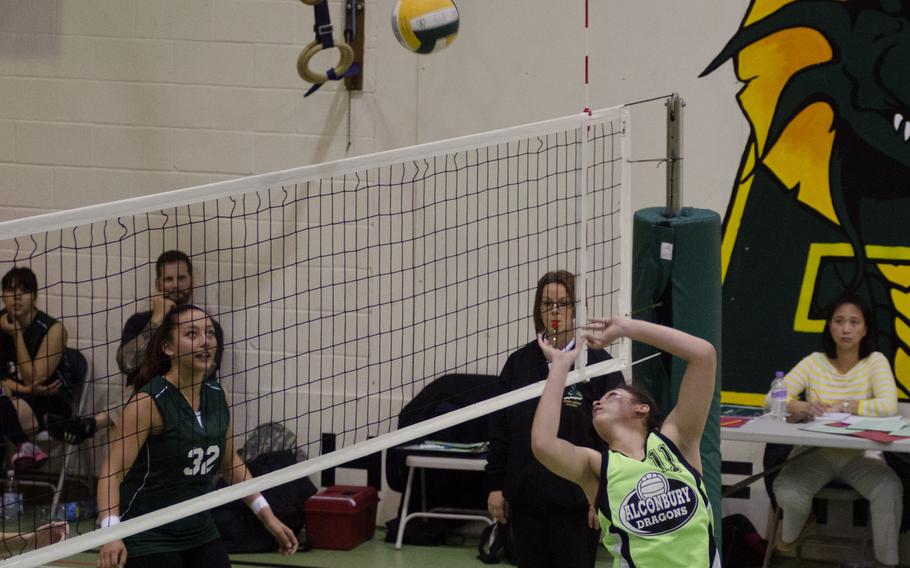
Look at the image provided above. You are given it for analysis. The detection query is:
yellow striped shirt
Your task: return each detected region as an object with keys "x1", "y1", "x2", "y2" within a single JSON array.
[{"x1": 782, "y1": 351, "x2": 897, "y2": 417}]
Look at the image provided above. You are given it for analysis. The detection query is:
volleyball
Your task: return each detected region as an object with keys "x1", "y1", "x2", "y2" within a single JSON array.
[{"x1": 391, "y1": 0, "x2": 459, "y2": 54}]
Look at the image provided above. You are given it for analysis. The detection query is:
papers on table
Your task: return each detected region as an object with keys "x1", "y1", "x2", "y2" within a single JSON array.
[
  {"x1": 817, "y1": 412, "x2": 851, "y2": 421},
  {"x1": 803, "y1": 424, "x2": 857, "y2": 435},
  {"x1": 721, "y1": 404, "x2": 765, "y2": 418},
  {"x1": 720, "y1": 404, "x2": 765, "y2": 428},
  {"x1": 842, "y1": 416, "x2": 907, "y2": 432},
  {"x1": 404, "y1": 440, "x2": 489, "y2": 453},
  {"x1": 717, "y1": 404, "x2": 910, "y2": 443},
  {"x1": 801, "y1": 415, "x2": 910, "y2": 443},
  {"x1": 851, "y1": 430, "x2": 910, "y2": 443},
  {"x1": 720, "y1": 416, "x2": 751, "y2": 428}
]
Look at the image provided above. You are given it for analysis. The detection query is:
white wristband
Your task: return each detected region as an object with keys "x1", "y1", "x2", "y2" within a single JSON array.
[
  {"x1": 249, "y1": 495, "x2": 270, "y2": 516},
  {"x1": 100, "y1": 515, "x2": 120, "y2": 528}
]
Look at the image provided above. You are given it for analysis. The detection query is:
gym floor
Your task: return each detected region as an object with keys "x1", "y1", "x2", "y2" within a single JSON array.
[{"x1": 46, "y1": 528, "x2": 843, "y2": 567}]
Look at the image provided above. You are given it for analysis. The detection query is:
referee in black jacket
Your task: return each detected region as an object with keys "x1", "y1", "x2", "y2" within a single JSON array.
[{"x1": 486, "y1": 270, "x2": 625, "y2": 568}]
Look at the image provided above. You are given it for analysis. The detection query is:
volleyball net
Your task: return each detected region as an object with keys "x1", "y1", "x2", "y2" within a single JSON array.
[{"x1": 0, "y1": 105, "x2": 631, "y2": 566}]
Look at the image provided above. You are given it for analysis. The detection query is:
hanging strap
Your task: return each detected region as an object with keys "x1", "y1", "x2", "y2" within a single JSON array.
[{"x1": 298, "y1": 0, "x2": 360, "y2": 97}]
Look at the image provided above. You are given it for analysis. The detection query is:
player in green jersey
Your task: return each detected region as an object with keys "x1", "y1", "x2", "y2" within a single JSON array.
[
  {"x1": 531, "y1": 317, "x2": 718, "y2": 567},
  {"x1": 97, "y1": 304, "x2": 298, "y2": 568}
]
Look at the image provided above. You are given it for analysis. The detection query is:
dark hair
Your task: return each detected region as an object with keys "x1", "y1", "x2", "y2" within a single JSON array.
[
  {"x1": 1, "y1": 267, "x2": 38, "y2": 294},
  {"x1": 532, "y1": 270, "x2": 576, "y2": 334},
  {"x1": 155, "y1": 250, "x2": 193, "y2": 279},
  {"x1": 134, "y1": 304, "x2": 222, "y2": 391},
  {"x1": 608, "y1": 383, "x2": 663, "y2": 432},
  {"x1": 821, "y1": 294, "x2": 876, "y2": 360}
]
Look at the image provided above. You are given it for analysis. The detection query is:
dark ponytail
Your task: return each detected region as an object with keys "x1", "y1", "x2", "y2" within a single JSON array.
[
  {"x1": 134, "y1": 304, "x2": 217, "y2": 391},
  {"x1": 609, "y1": 383, "x2": 663, "y2": 432}
]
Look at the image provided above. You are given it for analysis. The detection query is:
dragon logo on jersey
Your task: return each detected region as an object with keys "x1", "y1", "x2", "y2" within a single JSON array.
[{"x1": 618, "y1": 472, "x2": 697, "y2": 536}]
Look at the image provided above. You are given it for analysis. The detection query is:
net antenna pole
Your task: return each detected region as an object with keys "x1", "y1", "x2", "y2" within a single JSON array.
[
  {"x1": 576, "y1": 114, "x2": 593, "y2": 378},
  {"x1": 665, "y1": 92, "x2": 685, "y2": 217},
  {"x1": 620, "y1": 106, "x2": 633, "y2": 368},
  {"x1": 576, "y1": 0, "x2": 592, "y2": 376}
]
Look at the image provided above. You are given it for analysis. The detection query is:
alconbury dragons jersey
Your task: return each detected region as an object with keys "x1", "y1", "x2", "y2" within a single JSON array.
[{"x1": 595, "y1": 431, "x2": 718, "y2": 567}]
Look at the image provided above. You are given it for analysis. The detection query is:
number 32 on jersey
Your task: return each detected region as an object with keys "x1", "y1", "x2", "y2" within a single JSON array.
[{"x1": 184, "y1": 445, "x2": 220, "y2": 476}]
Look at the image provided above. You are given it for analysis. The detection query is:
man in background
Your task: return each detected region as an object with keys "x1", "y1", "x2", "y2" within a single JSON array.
[{"x1": 49, "y1": 250, "x2": 223, "y2": 444}]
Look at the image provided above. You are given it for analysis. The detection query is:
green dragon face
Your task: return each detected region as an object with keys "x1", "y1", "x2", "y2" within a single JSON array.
[{"x1": 703, "y1": 0, "x2": 910, "y2": 174}]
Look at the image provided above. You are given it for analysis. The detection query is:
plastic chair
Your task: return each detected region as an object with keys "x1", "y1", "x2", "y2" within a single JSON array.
[
  {"x1": 16, "y1": 348, "x2": 93, "y2": 513},
  {"x1": 762, "y1": 443, "x2": 872, "y2": 567}
]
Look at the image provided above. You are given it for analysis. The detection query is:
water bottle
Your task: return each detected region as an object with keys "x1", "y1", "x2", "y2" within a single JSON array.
[
  {"x1": 770, "y1": 371, "x2": 788, "y2": 421},
  {"x1": 2, "y1": 469, "x2": 20, "y2": 521}
]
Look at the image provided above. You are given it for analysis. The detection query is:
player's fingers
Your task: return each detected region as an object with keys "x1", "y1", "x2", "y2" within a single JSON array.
[
  {"x1": 286, "y1": 526, "x2": 299, "y2": 553},
  {"x1": 278, "y1": 527, "x2": 296, "y2": 555}
]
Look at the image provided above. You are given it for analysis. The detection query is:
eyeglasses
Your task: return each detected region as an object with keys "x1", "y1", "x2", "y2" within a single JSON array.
[{"x1": 540, "y1": 299, "x2": 574, "y2": 312}]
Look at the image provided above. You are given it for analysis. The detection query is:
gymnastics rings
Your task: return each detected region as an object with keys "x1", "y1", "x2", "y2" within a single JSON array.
[{"x1": 297, "y1": 39, "x2": 355, "y2": 84}]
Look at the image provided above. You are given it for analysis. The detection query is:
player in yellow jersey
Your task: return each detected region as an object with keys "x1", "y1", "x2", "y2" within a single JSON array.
[{"x1": 531, "y1": 317, "x2": 718, "y2": 567}]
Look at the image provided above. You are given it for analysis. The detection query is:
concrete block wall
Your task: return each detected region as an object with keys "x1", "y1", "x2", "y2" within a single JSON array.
[
  {"x1": 0, "y1": 1, "x2": 751, "y2": 220},
  {"x1": 0, "y1": 0, "x2": 380, "y2": 219}
]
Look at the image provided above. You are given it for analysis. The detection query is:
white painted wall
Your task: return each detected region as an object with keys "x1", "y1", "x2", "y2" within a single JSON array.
[{"x1": 0, "y1": 0, "x2": 748, "y2": 218}]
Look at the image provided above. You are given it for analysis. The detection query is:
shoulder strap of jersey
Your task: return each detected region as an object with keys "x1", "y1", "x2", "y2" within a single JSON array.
[{"x1": 652, "y1": 430, "x2": 703, "y2": 485}]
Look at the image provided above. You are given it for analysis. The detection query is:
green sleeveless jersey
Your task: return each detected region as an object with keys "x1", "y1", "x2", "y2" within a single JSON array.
[
  {"x1": 596, "y1": 431, "x2": 718, "y2": 567},
  {"x1": 120, "y1": 375, "x2": 229, "y2": 557},
  {"x1": 21, "y1": 310, "x2": 72, "y2": 404}
]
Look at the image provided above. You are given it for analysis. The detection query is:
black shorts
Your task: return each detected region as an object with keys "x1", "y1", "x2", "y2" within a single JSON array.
[
  {"x1": 125, "y1": 538, "x2": 230, "y2": 568},
  {"x1": 22, "y1": 394, "x2": 72, "y2": 429}
]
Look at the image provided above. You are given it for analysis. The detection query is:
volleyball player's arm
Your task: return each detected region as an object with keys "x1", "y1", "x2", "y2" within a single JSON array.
[
  {"x1": 97, "y1": 393, "x2": 157, "y2": 568},
  {"x1": 221, "y1": 416, "x2": 299, "y2": 555},
  {"x1": 12, "y1": 321, "x2": 66, "y2": 393},
  {"x1": 530, "y1": 336, "x2": 602, "y2": 502},
  {"x1": 619, "y1": 319, "x2": 715, "y2": 470},
  {"x1": 0, "y1": 521, "x2": 69, "y2": 559}
]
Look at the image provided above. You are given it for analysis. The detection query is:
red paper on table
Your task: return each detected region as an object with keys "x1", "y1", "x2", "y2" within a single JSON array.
[
  {"x1": 850, "y1": 430, "x2": 910, "y2": 443},
  {"x1": 720, "y1": 417, "x2": 750, "y2": 428}
]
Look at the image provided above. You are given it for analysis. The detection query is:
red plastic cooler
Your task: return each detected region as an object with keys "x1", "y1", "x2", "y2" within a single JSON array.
[{"x1": 304, "y1": 485, "x2": 380, "y2": 550}]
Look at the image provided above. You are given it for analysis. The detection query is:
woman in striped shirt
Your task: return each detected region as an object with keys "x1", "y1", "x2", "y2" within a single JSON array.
[{"x1": 772, "y1": 295, "x2": 901, "y2": 567}]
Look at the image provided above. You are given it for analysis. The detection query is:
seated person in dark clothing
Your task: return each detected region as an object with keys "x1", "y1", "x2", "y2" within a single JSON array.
[
  {"x1": 116, "y1": 250, "x2": 197, "y2": 384},
  {"x1": 485, "y1": 270, "x2": 625, "y2": 568},
  {"x1": 48, "y1": 250, "x2": 222, "y2": 445},
  {"x1": 0, "y1": 267, "x2": 69, "y2": 467}
]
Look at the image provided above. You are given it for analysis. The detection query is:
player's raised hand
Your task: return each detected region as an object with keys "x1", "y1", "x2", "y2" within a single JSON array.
[
  {"x1": 537, "y1": 333, "x2": 582, "y2": 368},
  {"x1": 582, "y1": 317, "x2": 628, "y2": 349}
]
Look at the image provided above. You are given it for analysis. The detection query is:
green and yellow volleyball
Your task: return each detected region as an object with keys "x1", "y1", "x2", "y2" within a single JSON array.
[{"x1": 391, "y1": 0, "x2": 459, "y2": 54}]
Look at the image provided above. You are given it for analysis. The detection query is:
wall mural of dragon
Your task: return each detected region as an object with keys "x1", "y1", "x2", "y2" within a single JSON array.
[{"x1": 702, "y1": 0, "x2": 910, "y2": 404}]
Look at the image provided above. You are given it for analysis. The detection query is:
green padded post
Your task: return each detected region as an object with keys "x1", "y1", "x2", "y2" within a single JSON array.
[{"x1": 631, "y1": 206, "x2": 722, "y2": 545}]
